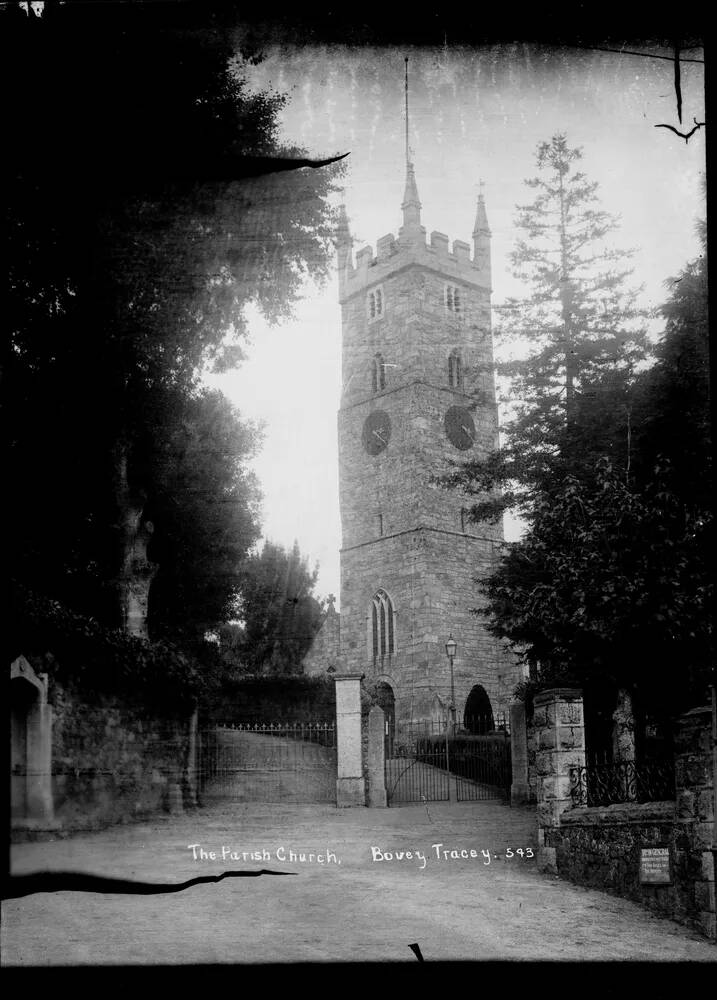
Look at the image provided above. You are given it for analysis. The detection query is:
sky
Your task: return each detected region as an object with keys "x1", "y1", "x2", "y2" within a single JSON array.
[{"x1": 205, "y1": 42, "x2": 706, "y2": 606}]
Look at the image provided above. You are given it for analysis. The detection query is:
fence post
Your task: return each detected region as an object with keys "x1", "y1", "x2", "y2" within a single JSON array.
[
  {"x1": 444, "y1": 720, "x2": 451, "y2": 802},
  {"x1": 184, "y1": 704, "x2": 198, "y2": 808},
  {"x1": 534, "y1": 687, "x2": 585, "y2": 874},
  {"x1": 510, "y1": 699, "x2": 530, "y2": 806},
  {"x1": 333, "y1": 673, "x2": 366, "y2": 807},
  {"x1": 367, "y1": 706, "x2": 387, "y2": 807}
]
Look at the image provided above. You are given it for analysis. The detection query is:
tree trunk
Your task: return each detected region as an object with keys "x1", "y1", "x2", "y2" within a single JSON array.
[{"x1": 112, "y1": 440, "x2": 158, "y2": 639}]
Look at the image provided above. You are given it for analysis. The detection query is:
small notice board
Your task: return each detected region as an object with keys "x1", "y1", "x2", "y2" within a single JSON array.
[{"x1": 639, "y1": 847, "x2": 671, "y2": 884}]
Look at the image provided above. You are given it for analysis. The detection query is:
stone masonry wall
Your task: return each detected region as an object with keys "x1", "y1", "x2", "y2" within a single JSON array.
[
  {"x1": 336, "y1": 191, "x2": 521, "y2": 737},
  {"x1": 540, "y1": 699, "x2": 716, "y2": 940},
  {"x1": 548, "y1": 802, "x2": 712, "y2": 935},
  {"x1": 341, "y1": 527, "x2": 520, "y2": 728},
  {"x1": 340, "y1": 266, "x2": 493, "y2": 413},
  {"x1": 339, "y1": 380, "x2": 500, "y2": 547},
  {"x1": 48, "y1": 680, "x2": 192, "y2": 832}
]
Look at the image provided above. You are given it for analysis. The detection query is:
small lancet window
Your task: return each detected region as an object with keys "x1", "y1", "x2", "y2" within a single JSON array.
[
  {"x1": 445, "y1": 283, "x2": 462, "y2": 314},
  {"x1": 448, "y1": 349, "x2": 463, "y2": 389},
  {"x1": 367, "y1": 285, "x2": 384, "y2": 321},
  {"x1": 369, "y1": 589, "x2": 396, "y2": 662},
  {"x1": 372, "y1": 353, "x2": 386, "y2": 393}
]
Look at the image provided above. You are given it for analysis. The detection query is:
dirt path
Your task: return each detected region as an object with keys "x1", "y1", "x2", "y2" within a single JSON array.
[{"x1": 3, "y1": 800, "x2": 715, "y2": 964}]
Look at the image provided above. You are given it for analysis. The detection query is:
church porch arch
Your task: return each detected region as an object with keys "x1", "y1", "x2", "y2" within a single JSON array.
[{"x1": 463, "y1": 684, "x2": 494, "y2": 734}]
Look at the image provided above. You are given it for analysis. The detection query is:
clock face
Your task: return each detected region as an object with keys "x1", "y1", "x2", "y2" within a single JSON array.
[
  {"x1": 362, "y1": 410, "x2": 391, "y2": 455},
  {"x1": 445, "y1": 405, "x2": 476, "y2": 450}
]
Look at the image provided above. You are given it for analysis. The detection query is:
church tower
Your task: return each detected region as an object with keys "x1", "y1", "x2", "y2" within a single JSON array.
[{"x1": 330, "y1": 157, "x2": 519, "y2": 734}]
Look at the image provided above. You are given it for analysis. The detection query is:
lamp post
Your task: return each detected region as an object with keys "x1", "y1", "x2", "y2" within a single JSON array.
[{"x1": 445, "y1": 635, "x2": 457, "y2": 736}]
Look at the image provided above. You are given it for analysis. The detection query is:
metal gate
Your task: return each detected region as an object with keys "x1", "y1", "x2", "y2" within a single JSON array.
[
  {"x1": 385, "y1": 732, "x2": 450, "y2": 804},
  {"x1": 385, "y1": 721, "x2": 511, "y2": 806},
  {"x1": 198, "y1": 721, "x2": 337, "y2": 804}
]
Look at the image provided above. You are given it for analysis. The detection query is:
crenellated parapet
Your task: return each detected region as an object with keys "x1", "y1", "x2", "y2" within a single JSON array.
[
  {"x1": 338, "y1": 162, "x2": 492, "y2": 303},
  {"x1": 339, "y1": 225, "x2": 491, "y2": 303}
]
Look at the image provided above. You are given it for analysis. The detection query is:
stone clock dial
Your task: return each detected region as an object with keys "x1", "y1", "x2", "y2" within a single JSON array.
[
  {"x1": 445, "y1": 405, "x2": 475, "y2": 450},
  {"x1": 362, "y1": 410, "x2": 391, "y2": 455}
]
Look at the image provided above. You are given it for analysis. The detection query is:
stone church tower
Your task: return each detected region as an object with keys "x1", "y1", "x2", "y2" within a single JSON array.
[{"x1": 304, "y1": 159, "x2": 521, "y2": 733}]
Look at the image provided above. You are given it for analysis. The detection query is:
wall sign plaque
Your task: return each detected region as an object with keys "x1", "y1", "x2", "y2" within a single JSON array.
[{"x1": 639, "y1": 847, "x2": 671, "y2": 884}]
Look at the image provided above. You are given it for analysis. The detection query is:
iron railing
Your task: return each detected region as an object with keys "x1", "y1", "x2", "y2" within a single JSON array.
[
  {"x1": 390, "y1": 714, "x2": 509, "y2": 743},
  {"x1": 570, "y1": 759, "x2": 676, "y2": 807},
  {"x1": 208, "y1": 720, "x2": 336, "y2": 748},
  {"x1": 197, "y1": 721, "x2": 337, "y2": 804}
]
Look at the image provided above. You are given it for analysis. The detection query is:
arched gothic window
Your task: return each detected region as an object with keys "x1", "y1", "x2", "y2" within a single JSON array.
[
  {"x1": 372, "y1": 353, "x2": 386, "y2": 393},
  {"x1": 368, "y1": 589, "x2": 396, "y2": 662},
  {"x1": 448, "y1": 349, "x2": 462, "y2": 389}
]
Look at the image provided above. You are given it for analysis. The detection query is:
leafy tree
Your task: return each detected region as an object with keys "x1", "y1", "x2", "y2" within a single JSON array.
[
  {"x1": 232, "y1": 541, "x2": 324, "y2": 675},
  {"x1": 143, "y1": 388, "x2": 263, "y2": 644},
  {"x1": 3, "y1": 4, "x2": 344, "y2": 637}
]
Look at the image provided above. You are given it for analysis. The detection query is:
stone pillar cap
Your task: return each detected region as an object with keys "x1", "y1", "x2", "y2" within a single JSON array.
[{"x1": 533, "y1": 687, "x2": 583, "y2": 703}]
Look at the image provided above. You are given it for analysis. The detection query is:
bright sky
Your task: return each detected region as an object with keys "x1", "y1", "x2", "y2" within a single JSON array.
[{"x1": 205, "y1": 43, "x2": 706, "y2": 606}]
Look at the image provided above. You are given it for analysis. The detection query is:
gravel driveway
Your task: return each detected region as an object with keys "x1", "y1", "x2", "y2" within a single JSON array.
[{"x1": 3, "y1": 800, "x2": 715, "y2": 964}]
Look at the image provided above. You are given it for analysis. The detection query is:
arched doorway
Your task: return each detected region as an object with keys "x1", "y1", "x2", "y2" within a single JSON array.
[
  {"x1": 374, "y1": 681, "x2": 395, "y2": 750},
  {"x1": 464, "y1": 685, "x2": 494, "y2": 735}
]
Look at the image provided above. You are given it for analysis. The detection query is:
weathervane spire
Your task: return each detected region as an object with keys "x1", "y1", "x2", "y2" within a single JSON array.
[
  {"x1": 405, "y1": 55, "x2": 410, "y2": 165},
  {"x1": 400, "y1": 55, "x2": 423, "y2": 241}
]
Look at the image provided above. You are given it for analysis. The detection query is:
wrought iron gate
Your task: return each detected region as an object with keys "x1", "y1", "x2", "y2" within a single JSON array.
[
  {"x1": 385, "y1": 721, "x2": 511, "y2": 806},
  {"x1": 198, "y1": 721, "x2": 337, "y2": 804},
  {"x1": 385, "y1": 732, "x2": 450, "y2": 804}
]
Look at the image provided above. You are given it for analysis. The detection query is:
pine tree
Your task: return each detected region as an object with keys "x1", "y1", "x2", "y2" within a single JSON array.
[
  {"x1": 448, "y1": 134, "x2": 650, "y2": 522},
  {"x1": 474, "y1": 236, "x2": 711, "y2": 706}
]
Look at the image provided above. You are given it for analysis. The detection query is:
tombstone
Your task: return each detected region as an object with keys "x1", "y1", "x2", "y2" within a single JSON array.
[{"x1": 10, "y1": 655, "x2": 54, "y2": 826}]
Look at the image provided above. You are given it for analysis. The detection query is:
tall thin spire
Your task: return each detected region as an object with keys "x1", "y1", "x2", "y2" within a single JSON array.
[
  {"x1": 405, "y1": 55, "x2": 410, "y2": 166},
  {"x1": 400, "y1": 54, "x2": 423, "y2": 242},
  {"x1": 473, "y1": 179, "x2": 491, "y2": 281},
  {"x1": 473, "y1": 179, "x2": 491, "y2": 237}
]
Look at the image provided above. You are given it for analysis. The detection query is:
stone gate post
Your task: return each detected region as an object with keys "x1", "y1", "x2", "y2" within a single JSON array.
[
  {"x1": 11, "y1": 655, "x2": 55, "y2": 827},
  {"x1": 334, "y1": 673, "x2": 366, "y2": 807},
  {"x1": 534, "y1": 687, "x2": 585, "y2": 873},
  {"x1": 367, "y1": 705, "x2": 387, "y2": 807},
  {"x1": 674, "y1": 704, "x2": 716, "y2": 940}
]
